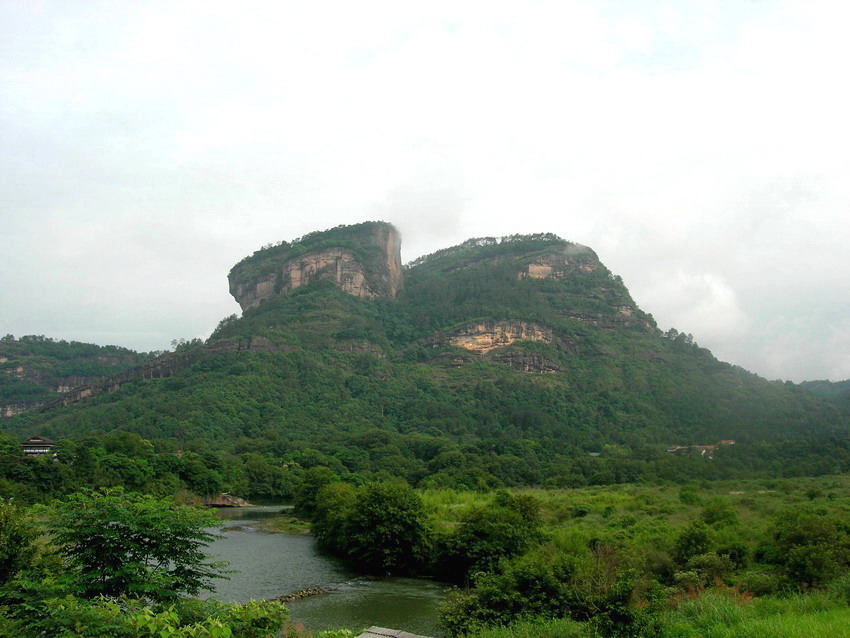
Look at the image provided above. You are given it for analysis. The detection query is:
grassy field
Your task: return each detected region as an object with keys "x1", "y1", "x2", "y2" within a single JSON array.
[
  {"x1": 420, "y1": 474, "x2": 850, "y2": 636},
  {"x1": 421, "y1": 474, "x2": 850, "y2": 549}
]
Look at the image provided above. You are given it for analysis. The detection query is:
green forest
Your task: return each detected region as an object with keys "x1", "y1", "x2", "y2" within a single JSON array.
[{"x1": 2, "y1": 222, "x2": 850, "y2": 636}]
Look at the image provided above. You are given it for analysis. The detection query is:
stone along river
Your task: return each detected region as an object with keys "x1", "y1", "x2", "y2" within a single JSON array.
[{"x1": 202, "y1": 505, "x2": 446, "y2": 636}]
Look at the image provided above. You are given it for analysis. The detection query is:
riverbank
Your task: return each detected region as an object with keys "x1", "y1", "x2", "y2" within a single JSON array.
[
  {"x1": 205, "y1": 505, "x2": 447, "y2": 636},
  {"x1": 255, "y1": 511, "x2": 311, "y2": 534}
]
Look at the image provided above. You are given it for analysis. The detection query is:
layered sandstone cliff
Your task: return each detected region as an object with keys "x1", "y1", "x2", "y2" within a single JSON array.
[
  {"x1": 228, "y1": 222, "x2": 403, "y2": 312},
  {"x1": 438, "y1": 320, "x2": 576, "y2": 373},
  {"x1": 446, "y1": 320, "x2": 569, "y2": 354}
]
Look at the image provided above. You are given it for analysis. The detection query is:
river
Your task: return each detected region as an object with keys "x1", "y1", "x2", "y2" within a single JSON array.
[{"x1": 201, "y1": 505, "x2": 447, "y2": 636}]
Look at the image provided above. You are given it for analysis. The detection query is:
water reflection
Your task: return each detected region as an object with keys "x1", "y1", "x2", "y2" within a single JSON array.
[{"x1": 203, "y1": 505, "x2": 446, "y2": 636}]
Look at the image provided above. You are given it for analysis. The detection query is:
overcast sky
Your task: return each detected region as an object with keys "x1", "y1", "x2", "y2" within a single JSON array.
[{"x1": 2, "y1": 1, "x2": 849, "y2": 382}]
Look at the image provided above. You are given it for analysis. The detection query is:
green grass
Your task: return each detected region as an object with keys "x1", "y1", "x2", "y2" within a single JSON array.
[
  {"x1": 663, "y1": 590, "x2": 850, "y2": 638},
  {"x1": 256, "y1": 513, "x2": 312, "y2": 535},
  {"x1": 466, "y1": 617, "x2": 585, "y2": 638},
  {"x1": 419, "y1": 476, "x2": 850, "y2": 561},
  {"x1": 718, "y1": 609, "x2": 850, "y2": 638},
  {"x1": 461, "y1": 591, "x2": 850, "y2": 638}
]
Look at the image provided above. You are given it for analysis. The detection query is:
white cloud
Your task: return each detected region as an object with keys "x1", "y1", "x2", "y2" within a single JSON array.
[{"x1": 2, "y1": 0, "x2": 850, "y2": 381}]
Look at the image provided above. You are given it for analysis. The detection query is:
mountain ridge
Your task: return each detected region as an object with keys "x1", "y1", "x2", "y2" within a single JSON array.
[{"x1": 2, "y1": 221, "x2": 849, "y2": 489}]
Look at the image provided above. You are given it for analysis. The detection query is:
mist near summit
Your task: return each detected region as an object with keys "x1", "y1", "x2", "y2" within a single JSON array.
[{"x1": 2, "y1": 1, "x2": 849, "y2": 382}]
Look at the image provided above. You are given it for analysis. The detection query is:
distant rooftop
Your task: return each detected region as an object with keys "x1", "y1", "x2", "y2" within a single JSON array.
[{"x1": 22, "y1": 435, "x2": 55, "y2": 455}]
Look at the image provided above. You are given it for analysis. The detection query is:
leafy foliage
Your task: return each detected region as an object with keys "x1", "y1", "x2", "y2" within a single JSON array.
[
  {"x1": 0, "y1": 335, "x2": 150, "y2": 407},
  {"x1": 41, "y1": 488, "x2": 227, "y2": 601},
  {"x1": 436, "y1": 491, "x2": 543, "y2": 582},
  {"x1": 0, "y1": 498, "x2": 37, "y2": 584},
  {"x1": 313, "y1": 480, "x2": 431, "y2": 574}
]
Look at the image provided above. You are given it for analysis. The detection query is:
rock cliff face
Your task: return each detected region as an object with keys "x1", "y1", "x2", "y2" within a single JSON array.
[
  {"x1": 229, "y1": 222, "x2": 403, "y2": 312},
  {"x1": 439, "y1": 320, "x2": 576, "y2": 373},
  {"x1": 446, "y1": 320, "x2": 565, "y2": 354},
  {"x1": 517, "y1": 246, "x2": 597, "y2": 280}
]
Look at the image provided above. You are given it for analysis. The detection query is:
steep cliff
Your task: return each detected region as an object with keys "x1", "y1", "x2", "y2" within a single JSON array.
[{"x1": 228, "y1": 221, "x2": 403, "y2": 311}]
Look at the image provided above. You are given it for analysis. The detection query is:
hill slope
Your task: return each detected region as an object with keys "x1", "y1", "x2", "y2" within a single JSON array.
[
  {"x1": 3, "y1": 222, "x2": 849, "y2": 488},
  {"x1": 0, "y1": 335, "x2": 151, "y2": 416}
]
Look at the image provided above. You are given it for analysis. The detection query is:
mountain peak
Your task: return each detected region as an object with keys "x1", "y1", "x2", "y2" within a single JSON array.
[{"x1": 228, "y1": 221, "x2": 403, "y2": 311}]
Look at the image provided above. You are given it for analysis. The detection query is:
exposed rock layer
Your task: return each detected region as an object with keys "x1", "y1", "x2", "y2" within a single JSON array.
[
  {"x1": 518, "y1": 249, "x2": 597, "y2": 280},
  {"x1": 440, "y1": 320, "x2": 575, "y2": 373},
  {"x1": 229, "y1": 223, "x2": 403, "y2": 311},
  {"x1": 446, "y1": 320, "x2": 573, "y2": 354},
  {"x1": 205, "y1": 493, "x2": 252, "y2": 507},
  {"x1": 43, "y1": 336, "x2": 287, "y2": 411}
]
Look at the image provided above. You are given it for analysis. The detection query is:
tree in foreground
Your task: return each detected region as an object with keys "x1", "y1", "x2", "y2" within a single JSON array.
[
  {"x1": 43, "y1": 488, "x2": 227, "y2": 601},
  {"x1": 0, "y1": 497, "x2": 37, "y2": 584}
]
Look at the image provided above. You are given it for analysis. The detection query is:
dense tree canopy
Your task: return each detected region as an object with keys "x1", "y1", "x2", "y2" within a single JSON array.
[{"x1": 42, "y1": 489, "x2": 227, "y2": 601}]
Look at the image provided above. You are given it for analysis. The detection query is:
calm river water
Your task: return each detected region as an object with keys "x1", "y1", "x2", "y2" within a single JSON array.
[{"x1": 202, "y1": 505, "x2": 446, "y2": 636}]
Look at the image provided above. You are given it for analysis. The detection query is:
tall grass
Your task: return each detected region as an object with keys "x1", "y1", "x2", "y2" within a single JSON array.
[
  {"x1": 466, "y1": 617, "x2": 585, "y2": 638},
  {"x1": 663, "y1": 589, "x2": 850, "y2": 638}
]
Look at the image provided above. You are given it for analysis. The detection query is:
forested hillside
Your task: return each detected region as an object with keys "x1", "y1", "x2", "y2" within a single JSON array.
[
  {"x1": 2, "y1": 222, "x2": 850, "y2": 501},
  {"x1": 0, "y1": 335, "x2": 151, "y2": 415},
  {"x1": 800, "y1": 379, "x2": 850, "y2": 407}
]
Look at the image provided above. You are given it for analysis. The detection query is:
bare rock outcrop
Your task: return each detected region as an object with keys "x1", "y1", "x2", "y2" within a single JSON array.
[
  {"x1": 487, "y1": 349, "x2": 563, "y2": 373},
  {"x1": 518, "y1": 246, "x2": 597, "y2": 280},
  {"x1": 43, "y1": 336, "x2": 289, "y2": 411},
  {"x1": 438, "y1": 320, "x2": 575, "y2": 373},
  {"x1": 229, "y1": 222, "x2": 403, "y2": 312},
  {"x1": 445, "y1": 320, "x2": 573, "y2": 354},
  {"x1": 205, "y1": 493, "x2": 252, "y2": 507}
]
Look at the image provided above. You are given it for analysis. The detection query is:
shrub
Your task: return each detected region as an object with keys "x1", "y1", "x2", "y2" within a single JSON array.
[
  {"x1": 700, "y1": 499, "x2": 738, "y2": 527},
  {"x1": 7, "y1": 597, "x2": 289, "y2": 638},
  {"x1": 679, "y1": 487, "x2": 700, "y2": 506},
  {"x1": 673, "y1": 521, "x2": 715, "y2": 566},
  {"x1": 436, "y1": 492, "x2": 543, "y2": 582},
  {"x1": 765, "y1": 507, "x2": 850, "y2": 587},
  {"x1": 736, "y1": 570, "x2": 782, "y2": 596}
]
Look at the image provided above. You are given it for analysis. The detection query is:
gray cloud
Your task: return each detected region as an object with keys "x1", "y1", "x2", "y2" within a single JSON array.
[{"x1": 2, "y1": 1, "x2": 849, "y2": 382}]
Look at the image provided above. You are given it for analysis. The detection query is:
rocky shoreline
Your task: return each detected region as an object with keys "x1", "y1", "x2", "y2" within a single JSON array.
[{"x1": 269, "y1": 587, "x2": 328, "y2": 602}]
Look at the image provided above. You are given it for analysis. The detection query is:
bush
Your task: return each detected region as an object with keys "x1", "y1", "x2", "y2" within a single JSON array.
[
  {"x1": 588, "y1": 570, "x2": 666, "y2": 638},
  {"x1": 737, "y1": 570, "x2": 782, "y2": 596},
  {"x1": 6, "y1": 596, "x2": 289, "y2": 637},
  {"x1": 339, "y1": 481, "x2": 431, "y2": 574},
  {"x1": 765, "y1": 507, "x2": 850, "y2": 587},
  {"x1": 436, "y1": 492, "x2": 543, "y2": 582},
  {"x1": 673, "y1": 521, "x2": 715, "y2": 566},
  {"x1": 679, "y1": 487, "x2": 700, "y2": 506},
  {"x1": 700, "y1": 499, "x2": 738, "y2": 527},
  {"x1": 828, "y1": 572, "x2": 850, "y2": 604},
  {"x1": 682, "y1": 553, "x2": 735, "y2": 586},
  {"x1": 438, "y1": 548, "x2": 581, "y2": 635}
]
